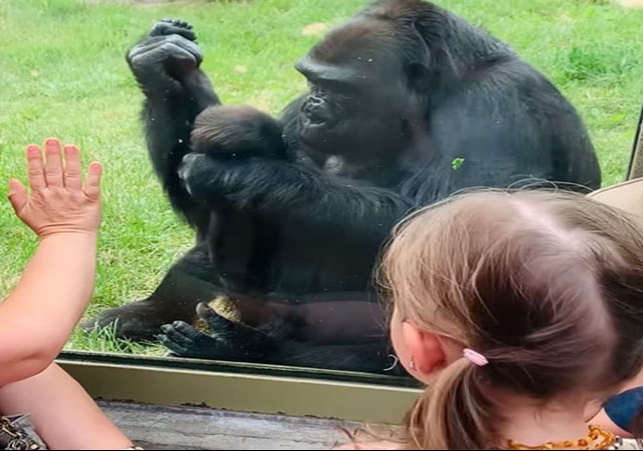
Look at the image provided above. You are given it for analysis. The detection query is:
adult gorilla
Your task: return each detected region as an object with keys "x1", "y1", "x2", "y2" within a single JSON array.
[{"x1": 85, "y1": 0, "x2": 601, "y2": 374}]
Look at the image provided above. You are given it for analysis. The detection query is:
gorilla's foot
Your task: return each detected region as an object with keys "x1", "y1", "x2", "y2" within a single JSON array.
[
  {"x1": 81, "y1": 299, "x2": 196, "y2": 342},
  {"x1": 159, "y1": 302, "x2": 274, "y2": 361}
]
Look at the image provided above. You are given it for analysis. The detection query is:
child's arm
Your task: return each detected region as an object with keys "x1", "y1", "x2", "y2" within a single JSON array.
[
  {"x1": 586, "y1": 369, "x2": 643, "y2": 437},
  {"x1": 592, "y1": 386, "x2": 643, "y2": 438},
  {"x1": 0, "y1": 363, "x2": 135, "y2": 450},
  {"x1": 0, "y1": 139, "x2": 102, "y2": 385}
]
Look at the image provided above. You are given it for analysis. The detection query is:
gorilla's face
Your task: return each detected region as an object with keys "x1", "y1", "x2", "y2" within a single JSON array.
[{"x1": 293, "y1": 22, "x2": 423, "y2": 162}]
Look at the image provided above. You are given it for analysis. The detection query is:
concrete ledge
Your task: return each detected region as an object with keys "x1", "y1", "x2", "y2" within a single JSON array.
[{"x1": 99, "y1": 400, "x2": 353, "y2": 450}]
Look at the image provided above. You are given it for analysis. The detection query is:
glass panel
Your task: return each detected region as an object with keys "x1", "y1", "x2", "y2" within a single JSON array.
[{"x1": 1, "y1": 0, "x2": 642, "y2": 384}]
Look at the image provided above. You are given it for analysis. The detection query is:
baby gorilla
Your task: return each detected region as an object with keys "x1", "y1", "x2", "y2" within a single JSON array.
[
  {"x1": 168, "y1": 106, "x2": 299, "y2": 356},
  {"x1": 179, "y1": 104, "x2": 289, "y2": 296}
]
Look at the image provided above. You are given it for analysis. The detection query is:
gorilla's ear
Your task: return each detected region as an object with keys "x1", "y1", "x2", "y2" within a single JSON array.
[
  {"x1": 405, "y1": 62, "x2": 432, "y2": 94},
  {"x1": 405, "y1": 21, "x2": 433, "y2": 93}
]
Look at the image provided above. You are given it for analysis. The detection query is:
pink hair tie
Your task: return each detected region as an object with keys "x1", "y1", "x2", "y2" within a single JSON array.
[{"x1": 463, "y1": 348, "x2": 489, "y2": 367}]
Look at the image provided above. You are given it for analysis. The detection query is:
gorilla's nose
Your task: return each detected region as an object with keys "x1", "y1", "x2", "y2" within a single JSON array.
[
  {"x1": 303, "y1": 96, "x2": 332, "y2": 124},
  {"x1": 308, "y1": 96, "x2": 324, "y2": 106}
]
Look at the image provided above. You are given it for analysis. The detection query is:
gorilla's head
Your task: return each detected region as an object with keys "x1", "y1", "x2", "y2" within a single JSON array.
[{"x1": 293, "y1": 0, "x2": 438, "y2": 161}]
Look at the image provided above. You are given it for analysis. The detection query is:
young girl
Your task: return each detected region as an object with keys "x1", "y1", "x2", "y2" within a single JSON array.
[
  {"x1": 344, "y1": 189, "x2": 643, "y2": 449},
  {"x1": 0, "y1": 139, "x2": 139, "y2": 449}
]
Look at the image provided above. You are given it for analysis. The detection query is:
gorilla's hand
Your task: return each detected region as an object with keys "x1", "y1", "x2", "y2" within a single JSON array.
[
  {"x1": 178, "y1": 151, "x2": 325, "y2": 215},
  {"x1": 177, "y1": 153, "x2": 243, "y2": 199},
  {"x1": 158, "y1": 302, "x2": 275, "y2": 362},
  {"x1": 149, "y1": 18, "x2": 197, "y2": 41},
  {"x1": 178, "y1": 153, "x2": 291, "y2": 209},
  {"x1": 127, "y1": 19, "x2": 203, "y2": 92}
]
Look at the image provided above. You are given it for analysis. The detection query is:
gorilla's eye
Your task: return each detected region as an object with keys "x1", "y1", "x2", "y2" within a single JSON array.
[{"x1": 321, "y1": 80, "x2": 358, "y2": 97}]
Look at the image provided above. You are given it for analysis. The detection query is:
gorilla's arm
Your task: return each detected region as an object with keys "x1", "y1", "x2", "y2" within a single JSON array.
[
  {"x1": 179, "y1": 154, "x2": 414, "y2": 242},
  {"x1": 127, "y1": 21, "x2": 221, "y2": 229}
]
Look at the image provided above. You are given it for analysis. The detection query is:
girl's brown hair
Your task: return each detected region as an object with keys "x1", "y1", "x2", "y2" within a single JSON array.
[{"x1": 378, "y1": 189, "x2": 643, "y2": 449}]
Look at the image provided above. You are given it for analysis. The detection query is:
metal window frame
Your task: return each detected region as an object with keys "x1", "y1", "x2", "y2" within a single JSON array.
[
  {"x1": 57, "y1": 351, "x2": 421, "y2": 424},
  {"x1": 56, "y1": 97, "x2": 643, "y2": 425},
  {"x1": 627, "y1": 99, "x2": 643, "y2": 180}
]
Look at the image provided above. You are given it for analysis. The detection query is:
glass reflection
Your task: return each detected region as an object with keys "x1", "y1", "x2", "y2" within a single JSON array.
[{"x1": 0, "y1": 0, "x2": 641, "y2": 379}]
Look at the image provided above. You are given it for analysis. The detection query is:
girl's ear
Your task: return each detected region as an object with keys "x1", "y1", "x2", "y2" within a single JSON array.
[{"x1": 402, "y1": 321, "x2": 448, "y2": 382}]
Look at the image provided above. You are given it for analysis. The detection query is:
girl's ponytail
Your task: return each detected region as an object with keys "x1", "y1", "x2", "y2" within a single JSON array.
[{"x1": 405, "y1": 358, "x2": 493, "y2": 449}]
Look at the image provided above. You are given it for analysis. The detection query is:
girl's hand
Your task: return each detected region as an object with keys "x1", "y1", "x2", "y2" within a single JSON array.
[{"x1": 7, "y1": 138, "x2": 102, "y2": 237}]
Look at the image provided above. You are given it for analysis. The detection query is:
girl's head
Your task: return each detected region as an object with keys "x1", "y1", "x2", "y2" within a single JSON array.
[{"x1": 380, "y1": 189, "x2": 643, "y2": 449}]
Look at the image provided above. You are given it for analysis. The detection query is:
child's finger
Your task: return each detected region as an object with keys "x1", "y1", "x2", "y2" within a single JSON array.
[
  {"x1": 7, "y1": 179, "x2": 28, "y2": 215},
  {"x1": 26, "y1": 144, "x2": 46, "y2": 190},
  {"x1": 44, "y1": 138, "x2": 64, "y2": 188},
  {"x1": 63, "y1": 145, "x2": 82, "y2": 189},
  {"x1": 84, "y1": 162, "x2": 102, "y2": 200}
]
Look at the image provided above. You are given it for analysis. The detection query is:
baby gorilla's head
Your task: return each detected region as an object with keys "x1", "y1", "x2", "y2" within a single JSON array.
[{"x1": 190, "y1": 105, "x2": 286, "y2": 160}]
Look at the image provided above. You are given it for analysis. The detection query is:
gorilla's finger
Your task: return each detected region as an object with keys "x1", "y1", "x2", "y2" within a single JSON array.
[
  {"x1": 159, "y1": 326, "x2": 192, "y2": 344},
  {"x1": 160, "y1": 322, "x2": 193, "y2": 343},
  {"x1": 129, "y1": 38, "x2": 196, "y2": 61},
  {"x1": 158, "y1": 334, "x2": 193, "y2": 357},
  {"x1": 130, "y1": 34, "x2": 197, "y2": 56},
  {"x1": 178, "y1": 21, "x2": 194, "y2": 31},
  {"x1": 164, "y1": 35, "x2": 202, "y2": 60},
  {"x1": 130, "y1": 37, "x2": 202, "y2": 65},
  {"x1": 127, "y1": 38, "x2": 164, "y2": 60},
  {"x1": 149, "y1": 20, "x2": 197, "y2": 41},
  {"x1": 159, "y1": 323, "x2": 207, "y2": 348},
  {"x1": 159, "y1": 323, "x2": 223, "y2": 359},
  {"x1": 167, "y1": 321, "x2": 211, "y2": 342},
  {"x1": 164, "y1": 350, "x2": 181, "y2": 358}
]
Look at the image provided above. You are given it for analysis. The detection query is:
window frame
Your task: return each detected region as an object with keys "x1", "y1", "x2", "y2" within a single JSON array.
[
  {"x1": 57, "y1": 351, "x2": 420, "y2": 424},
  {"x1": 627, "y1": 99, "x2": 643, "y2": 180}
]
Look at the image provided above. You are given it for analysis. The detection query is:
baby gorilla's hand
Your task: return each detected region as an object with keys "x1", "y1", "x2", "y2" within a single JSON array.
[{"x1": 7, "y1": 138, "x2": 102, "y2": 237}]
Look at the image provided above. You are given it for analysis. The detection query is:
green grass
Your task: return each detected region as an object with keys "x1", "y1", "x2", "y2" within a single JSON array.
[{"x1": 0, "y1": 0, "x2": 642, "y2": 354}]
